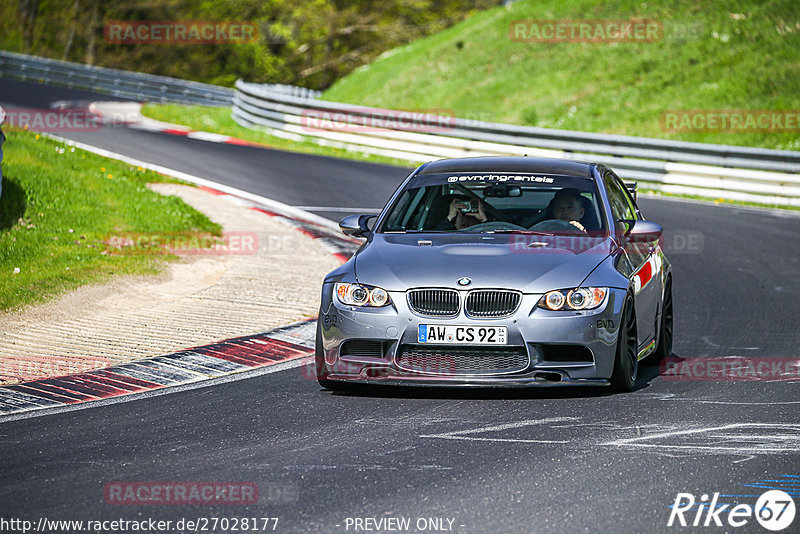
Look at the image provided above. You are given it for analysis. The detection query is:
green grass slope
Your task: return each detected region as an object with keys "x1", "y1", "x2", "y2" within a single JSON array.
[
  {"x1": 0, "y1": 129, "x2": 221, "y2": 311},
  {"x1": 323, "y1": 0, "x2": 800, "y2": 150}
]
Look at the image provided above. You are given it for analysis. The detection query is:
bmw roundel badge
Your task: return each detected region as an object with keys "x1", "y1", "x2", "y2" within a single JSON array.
[{"x1": 457, "y1": 277, "x2": 472, "y2": 286}]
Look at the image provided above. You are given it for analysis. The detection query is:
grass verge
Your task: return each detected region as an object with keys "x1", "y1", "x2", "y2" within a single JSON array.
[{"x1": 0, "y1": 128, "x2": 221, "y2": 312}]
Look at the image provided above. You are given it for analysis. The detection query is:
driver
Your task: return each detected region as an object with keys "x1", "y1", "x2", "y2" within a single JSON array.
[
  {"x1": 549, "y1": 188, "x2": 586, "y2": 232},
  {"x1": 437, "y1": 196, "x2": 488, "y2": 230}
]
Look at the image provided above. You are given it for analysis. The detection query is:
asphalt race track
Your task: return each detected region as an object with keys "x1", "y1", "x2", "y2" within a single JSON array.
[{"x1": 1, "y1": 79, "x2": 799, "y2": 533}]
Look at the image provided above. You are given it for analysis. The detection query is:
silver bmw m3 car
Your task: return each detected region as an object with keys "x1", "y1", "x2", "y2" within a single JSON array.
[{"x1": 315, "y1": 157, "x2": 672, "y2": 392}]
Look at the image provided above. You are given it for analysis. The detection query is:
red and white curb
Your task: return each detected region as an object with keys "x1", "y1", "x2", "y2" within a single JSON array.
[
  {"x1": 129, "y1": 122, "x2": 271, "y2": 149},
  {"x1": 0, "y1": 319, "x2": 317, "y2": 416},
  {"x1": 195, "y1": 185, "x2": 360, "y2": 263},
  {"x1": 88, "y1": 101, "x2": 274, "y2": 149}
]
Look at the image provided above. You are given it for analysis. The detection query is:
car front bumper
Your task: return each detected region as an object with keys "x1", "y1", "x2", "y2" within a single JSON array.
[{"x1": 317, "y1": 284, "x2": 627, "y2": 387}]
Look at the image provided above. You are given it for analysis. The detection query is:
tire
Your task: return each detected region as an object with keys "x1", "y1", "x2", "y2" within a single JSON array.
[
  {"x1": 610, "y1": 294, "x2": 638, "y2": 392},
  {"x1": 652, "y1": 278, "x2": 673, "y2": 362}
]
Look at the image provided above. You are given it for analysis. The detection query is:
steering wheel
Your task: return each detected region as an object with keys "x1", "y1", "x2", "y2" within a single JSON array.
[
  {"x1": 463, "y1": 221, "x2": 526, "y2": 232},
  {"x1": 530, "y1": 219, "x2": 587, "y2": 233}
]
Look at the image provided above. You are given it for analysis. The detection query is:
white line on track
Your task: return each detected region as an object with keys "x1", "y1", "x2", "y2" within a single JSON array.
[
  {"x1": 664, "y1": 400, "x2": 800, "y2": 405},
  {"x1": 602, "y1": 423, "x2": 800, "y2": 454},
  {"x1": 294, "y1": 206, "x2": 382, "y2": 213},
  {"x1": 419, "y1": 416, "x2": 579, "y2": 443}
]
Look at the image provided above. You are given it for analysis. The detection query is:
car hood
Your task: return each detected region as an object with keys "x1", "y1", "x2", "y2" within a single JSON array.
[{"x1": 355, "y1": 233, "x2": 613, "y2": 293}]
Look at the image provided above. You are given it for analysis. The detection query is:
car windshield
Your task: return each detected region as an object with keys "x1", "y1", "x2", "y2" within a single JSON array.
[{"x1": 379, "y1": 173, "x2": 606, "y2": 235}]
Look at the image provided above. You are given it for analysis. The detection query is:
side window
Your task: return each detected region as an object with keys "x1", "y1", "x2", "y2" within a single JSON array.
[
  {"x1": 615, "y1": 175, "x2": 640, "y2": 220},
  {"x1": 603, "y1": 173, "x2": 635, "y2": 234},
  {"x1": 383, "y1": 187, "x2": 424, "y2": 230}
]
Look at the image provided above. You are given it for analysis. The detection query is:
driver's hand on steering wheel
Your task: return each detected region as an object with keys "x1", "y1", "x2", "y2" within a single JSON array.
[{"x1": 569, "y1": 220, "x2": 586, "y2": 232}]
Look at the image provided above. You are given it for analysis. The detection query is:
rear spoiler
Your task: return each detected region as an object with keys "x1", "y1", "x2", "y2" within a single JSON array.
[{"x1": 625, "y1": 182, "x2": 638, "y2": 202}]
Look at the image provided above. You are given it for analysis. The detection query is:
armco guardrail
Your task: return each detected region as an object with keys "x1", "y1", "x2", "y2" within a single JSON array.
[
  {"x1": 0, "y1": 50, "x2": 232, "y2": 106},
  {"x1": 233, "y1": 79, "x2": 800, "y2": 206}
]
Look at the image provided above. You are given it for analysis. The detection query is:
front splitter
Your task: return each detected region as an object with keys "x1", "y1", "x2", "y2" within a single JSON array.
[{"x1": 325, "y1": 373, "x2": 610, "y2": 388}]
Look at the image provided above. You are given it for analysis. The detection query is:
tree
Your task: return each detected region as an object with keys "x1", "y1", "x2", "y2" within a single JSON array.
[
  {"x1": 63, "y1": 0, "x2": 81, "y2": 60},
  {"x1": 5, "y1": 0, "x2": 501, "y2": 89},
  {"x1": 18, "y1": 0, "x2": 39, "y2": 53},
  {"x1": 85, "y1": 0, "x2": 103, "y2": 65}
]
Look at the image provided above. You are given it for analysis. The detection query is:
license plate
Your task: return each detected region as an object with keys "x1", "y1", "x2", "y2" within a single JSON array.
[{"x1": 417, "y1": 325, "x2": 507, "y2": 345}]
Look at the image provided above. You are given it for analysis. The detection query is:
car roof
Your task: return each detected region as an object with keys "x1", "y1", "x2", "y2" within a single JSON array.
[{"x1": 416, "y1": 156, "x2": 596, "y2": 178}]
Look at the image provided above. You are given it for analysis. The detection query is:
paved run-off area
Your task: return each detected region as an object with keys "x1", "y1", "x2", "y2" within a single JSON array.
[{"x1": 0, "y1": 184, "x2": 341, "y2": 385}]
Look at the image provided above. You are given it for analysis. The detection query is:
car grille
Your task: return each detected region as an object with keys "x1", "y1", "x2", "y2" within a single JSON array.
[
  {"x1": 396, "y1": 345, "x2": 530, "y2": 375},
  {"x1": 407, "y1": 289, "x2": 459, "y2": 316},
  {"x1": 340, "y1": 340, "x2": 386, "y2": 358},
  {"x1": 465, "y1": 290, "x2": 521, "y2": 318}
]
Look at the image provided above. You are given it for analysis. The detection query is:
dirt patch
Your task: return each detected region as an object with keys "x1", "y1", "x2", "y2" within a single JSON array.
[{"x1": 0, "y1": 184, "x2": 340, "y2": 385}]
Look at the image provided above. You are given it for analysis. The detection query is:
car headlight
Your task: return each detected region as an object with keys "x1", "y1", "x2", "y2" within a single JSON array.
[
  {"x1": 335, "y1": 283, "x2": 392, "y2": 307},
  {"x1": 538, "y1": 287, "x2": 608, "y2": 311}
]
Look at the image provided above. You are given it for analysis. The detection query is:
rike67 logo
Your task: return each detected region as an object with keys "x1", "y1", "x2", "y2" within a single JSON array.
[{"x1": 668, "y1": 490, "x2": 796, "y2": 531}]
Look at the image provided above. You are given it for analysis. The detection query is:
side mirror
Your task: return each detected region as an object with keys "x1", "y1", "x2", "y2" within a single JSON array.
[
  {"x1": 339, "y1": 214, "x2": 376, "y2": 237},
  {"x1": 624, "y1": 220, "x2": 662, "y2": 241}
]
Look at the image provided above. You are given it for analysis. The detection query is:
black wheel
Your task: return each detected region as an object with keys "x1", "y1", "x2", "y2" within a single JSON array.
[
  {"x1": 652, "y1": 278, "x2": 673, "y2": 362},
  {"x1": 315, "y1": 323, "x2": 348, "y2": 391},
  {"x1": 610, "y1": 294, "x2": 638, "y2": 392}
]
